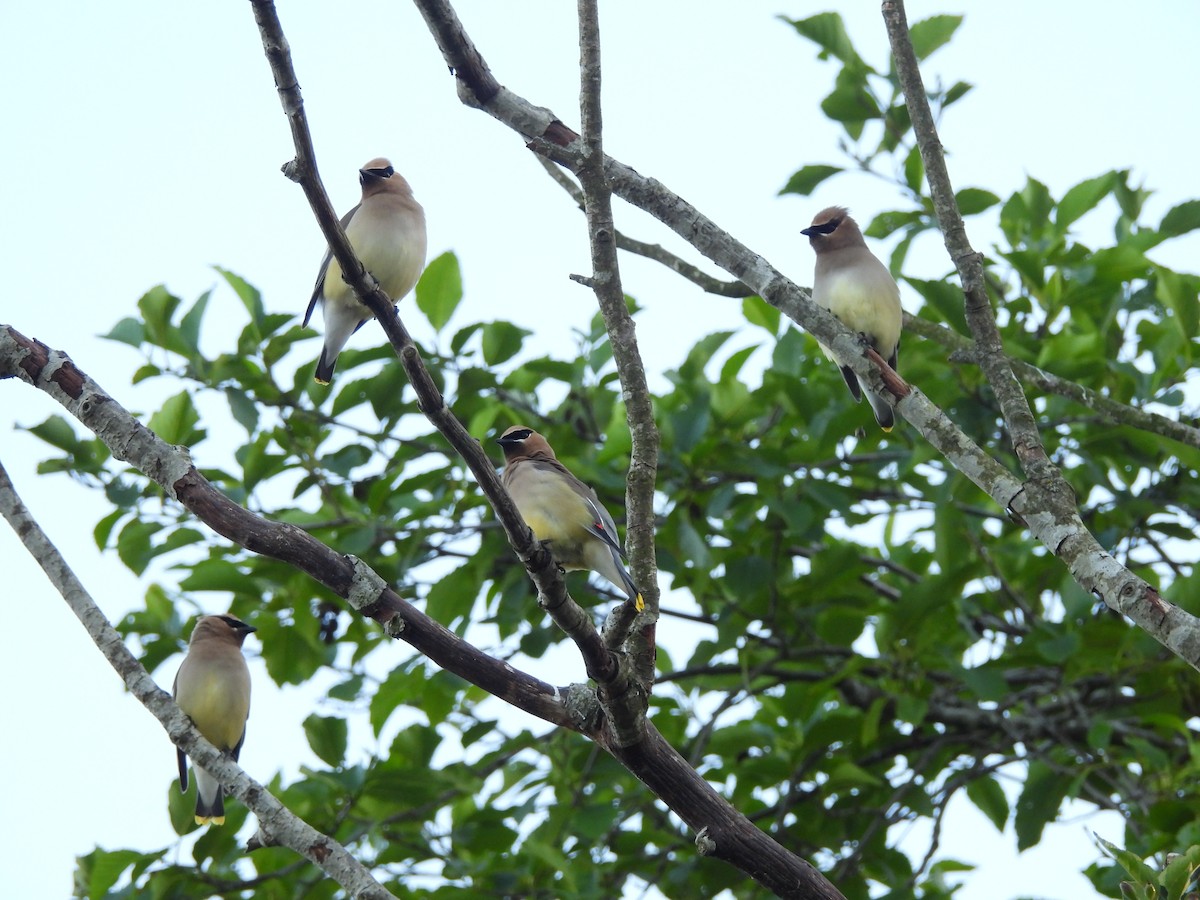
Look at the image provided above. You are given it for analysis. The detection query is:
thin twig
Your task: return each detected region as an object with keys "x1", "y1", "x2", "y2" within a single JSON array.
[{"x1": 535, "y1": 156, "x2": 753, "y2": 297}]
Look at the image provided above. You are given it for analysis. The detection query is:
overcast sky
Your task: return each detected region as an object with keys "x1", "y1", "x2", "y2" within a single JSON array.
[{"x1": 2, "y1": 2, "x2": 1197, "y2": 898}]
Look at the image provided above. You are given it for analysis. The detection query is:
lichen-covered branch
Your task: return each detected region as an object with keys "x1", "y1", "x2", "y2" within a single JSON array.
[
  {"x1": 903, "y1": 313, "x2": 1200, "y2": 449},
  {"x1": 0, "y1": 324, "x2": 845, "y2": 900},
  {"x1": 573, "y1": 0, "x2": 659, "y2": 724},
  {"x1": 536, "y1": 156, "x2": 753, "y2": 297},
  {"x1": 880, "y1": 0, "x2": 1050, "y2": 480},
  {"x1": 879, "y1": 0, "x2": 1185, "y2": 650},
  {"x1": 0, "y1": 457, "x2": 397, "y2": 900}
]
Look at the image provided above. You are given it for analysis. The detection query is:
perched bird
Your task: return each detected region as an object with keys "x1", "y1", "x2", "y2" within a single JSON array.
[
  {"x1": 173, "y1": 614, "x2": 256, "y2": 826},
  {"x1": 496, "y1": 426, "x2": 644, "y2": 612},
  {"x1": 304, "y1": 157, "x2": 427, "y2": 384},
  {"x1": 801, "y1": 206, "x2": 902, "y2": 431}
]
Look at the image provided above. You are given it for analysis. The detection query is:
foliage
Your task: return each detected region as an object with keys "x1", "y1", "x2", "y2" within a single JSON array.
[{"x1": 39, "y1": 10, "x2": 1200, "y2": 900}]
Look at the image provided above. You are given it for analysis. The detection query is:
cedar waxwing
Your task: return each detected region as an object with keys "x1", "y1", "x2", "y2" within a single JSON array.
[
  {"x1": 303, "y1": 158, "x2": 427, "y2": 384},
  {"x1": 496, "y1": 426, "x2": 644, "y2": 612},
  {"x1": 801, "y1": 206, "x2": 902, "y2": 431},
  {"x1": 173, "y1": 614, "x2": 256, "y2": 826}
]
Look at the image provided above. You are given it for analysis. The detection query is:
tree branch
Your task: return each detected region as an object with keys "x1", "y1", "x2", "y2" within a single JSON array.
[
  {"x1": 880, "y1": 0, "x2": 1048, "y2": 478},
  {"x1": 0, "y1": 326, "x2": 572, "y2": 728},
  {"x1": 574, "y1": 0, "x2": 658, "y2": 733},
  {"x1": 248, "y1": 0, "x2": 623, "y2": 688},
  {"x1": 902, "y1": 313, "x2": 1200, "y2": 449},
  {"x1": 1, "y1": 324, "x2": 850, "y2": 897},
  {"x1": 0, "y1": 456, "x2": 397, "y2": 900},
  {"x1": 405, "y1": 0, "x2": 1199, "y2": 672},
  {"x1": 535, "y1": 156, "x2": 753, "y2": 297},
  {"x1": 880, "y1": 0, "x2": 1185, "y2": 651}
]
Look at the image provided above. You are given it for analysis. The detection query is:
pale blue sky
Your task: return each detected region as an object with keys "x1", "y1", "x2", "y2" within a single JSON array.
[{"x1": 1, "y1": 2, "x2": 1197, "y2": 898}]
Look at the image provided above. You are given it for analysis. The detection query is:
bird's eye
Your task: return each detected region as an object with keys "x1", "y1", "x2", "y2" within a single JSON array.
[
  {"x1": 514, "y1": 429, "x2": 533, "y2": 440},
  {"x1": 814, "y1": 219, "x2": 840, "y2": 235},
  {"x1": 380, "y1": 166, "x2": 394, "y2": 177}
]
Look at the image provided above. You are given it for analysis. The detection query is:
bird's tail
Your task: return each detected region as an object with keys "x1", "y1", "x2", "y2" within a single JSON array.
[
  {"x1": 615, "y1": 562, "x2": 645, "y2": 613},
  {"x1": 193, "y1": 766, "x2": 227, "y2": 826},
  {"x1": 864, "y1": 384, "x2": 895, "y2": 431}
]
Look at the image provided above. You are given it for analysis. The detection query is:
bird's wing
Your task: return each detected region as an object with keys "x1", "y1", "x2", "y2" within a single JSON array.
[{"x1": 304, "y1": 203, "x2": 361, "y2": 326}]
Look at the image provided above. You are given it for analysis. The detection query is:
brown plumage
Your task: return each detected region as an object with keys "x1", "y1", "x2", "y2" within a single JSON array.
[
  {"x1": 801, "y1": 206, "x2": 902, "y2": 431},
  {"x1": 496, "y1": 426, "x2": 643, "y2": 611},
  {"x1": 173, "y1": 614, "x2": 255, "y2": 826},
  {"x1": 303, "y1": 157, "x2": 427, "y2": 384}
]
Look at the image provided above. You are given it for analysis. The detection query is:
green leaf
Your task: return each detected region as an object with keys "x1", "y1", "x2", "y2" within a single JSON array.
[
  {"x1": 101, "y1": 316, "x2": 146, "y2": 348},
  {"x1": 481, "y1": 321, "x2": 531, "y2": 366},
  {"x1": 1161, "y1": 846, "x2": 1200, "y2": 899},
  {"x1": 904, "y1": 145, "x2": 924, "y2": 193},
  {"x1": 216, "y1": 267, "x2": 264, "y2": 329},
  {"x1": 1155, "y1": 267, "x2": 1200, "y2": 338},
  {"x1": 415, "y1": 251, "x2": 463, "y2": 332},
  {"x1": 784, "y1": 12, "x2": 864, "y2": 66},
  {"x1": 1094, "y1": 835, "x2": 1160, "y2": 895},
  {"x1": 943, "y1": 80, "x2": 973, "y2": 106},
  {"x1": 25, "y1": 414, "x2": 80, "y2": 452},
  {"x1": 76, "y1": 847, "x2": 147, "y2": 900},
  {"x1": 1159, "y1": 199, "x2": 1200, "y2": 238},
  {"x1": 303, "y1": 714, "x2": 348, "y2": 767},
  {"x1": 1056, "y1": 171, "x2": 1118, "y2": 231},
  {"x1": 779, "y1": 165, "x2": 843, "y2": 196},
  {"x1": 137, "y1": 285, "x2": 182, "y2": 350},
  {"x1": 225, "y1": 387, "x2": 259, "y2": 434},
  {"x1": 955, "y1": 188, "x2": 1001, "y2": 216},
  {"x1": 821, "y1": 83, "x2": 880, "y2": 124},
  {"x1": 908, "y1": 15, "x2": 963, "y2": 60},
  {"x1": 179, "y1": 289, "x2": 211, "y2": 354},
  {"x1": 148, "y1": 391, "x2": 202, "y2": 445},
  {"x1": 1014, "y1": 760, "x2": 1069, "y2": 850},
  {"x1": 966, "y1": 776, "x2": 1010, "y2": 832},
  {"x1": 178, "y1": 559, "x2": 252, "y2": 593},
  {"x1": 116, "y1": 519, "x2": 157, "y2": 575},
  {"x1": 865, "y1": 209, "x2": 923, "y2": 239},
  {"x1": 742, "y1": 296, "x2": 780, "y2": 335},
  {"x1": 1033, "y1": 629, "x2": 1081, "y2": 664}
]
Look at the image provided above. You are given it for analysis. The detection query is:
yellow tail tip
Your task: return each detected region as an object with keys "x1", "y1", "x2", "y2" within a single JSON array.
[
  {"x1": 195, "y1": 815, "x2": 226, "y2": 826},
  {"x1": 635, "y1": 593, "x2": 644, "y2": 612},
  {"x1": 880, "y1": 424, "x2": 894, "y2": 433},
  {"x1": 314, "y1": 376, "x2": 331, "y2": 386}
]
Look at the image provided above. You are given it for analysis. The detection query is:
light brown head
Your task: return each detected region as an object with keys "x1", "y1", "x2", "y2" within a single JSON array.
[
  {"x1": 189, "y1": 614, "x2": 256, "y2": 648},
  {"x1": 358, "y1": 157, "x2": 414, "y2": 199},
  {"x1": 800, "y1": 206, "x2": 866, "y2": 254},
  {"x1": 495, "y1": 425, "x2": 557, "y2": 464}
]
